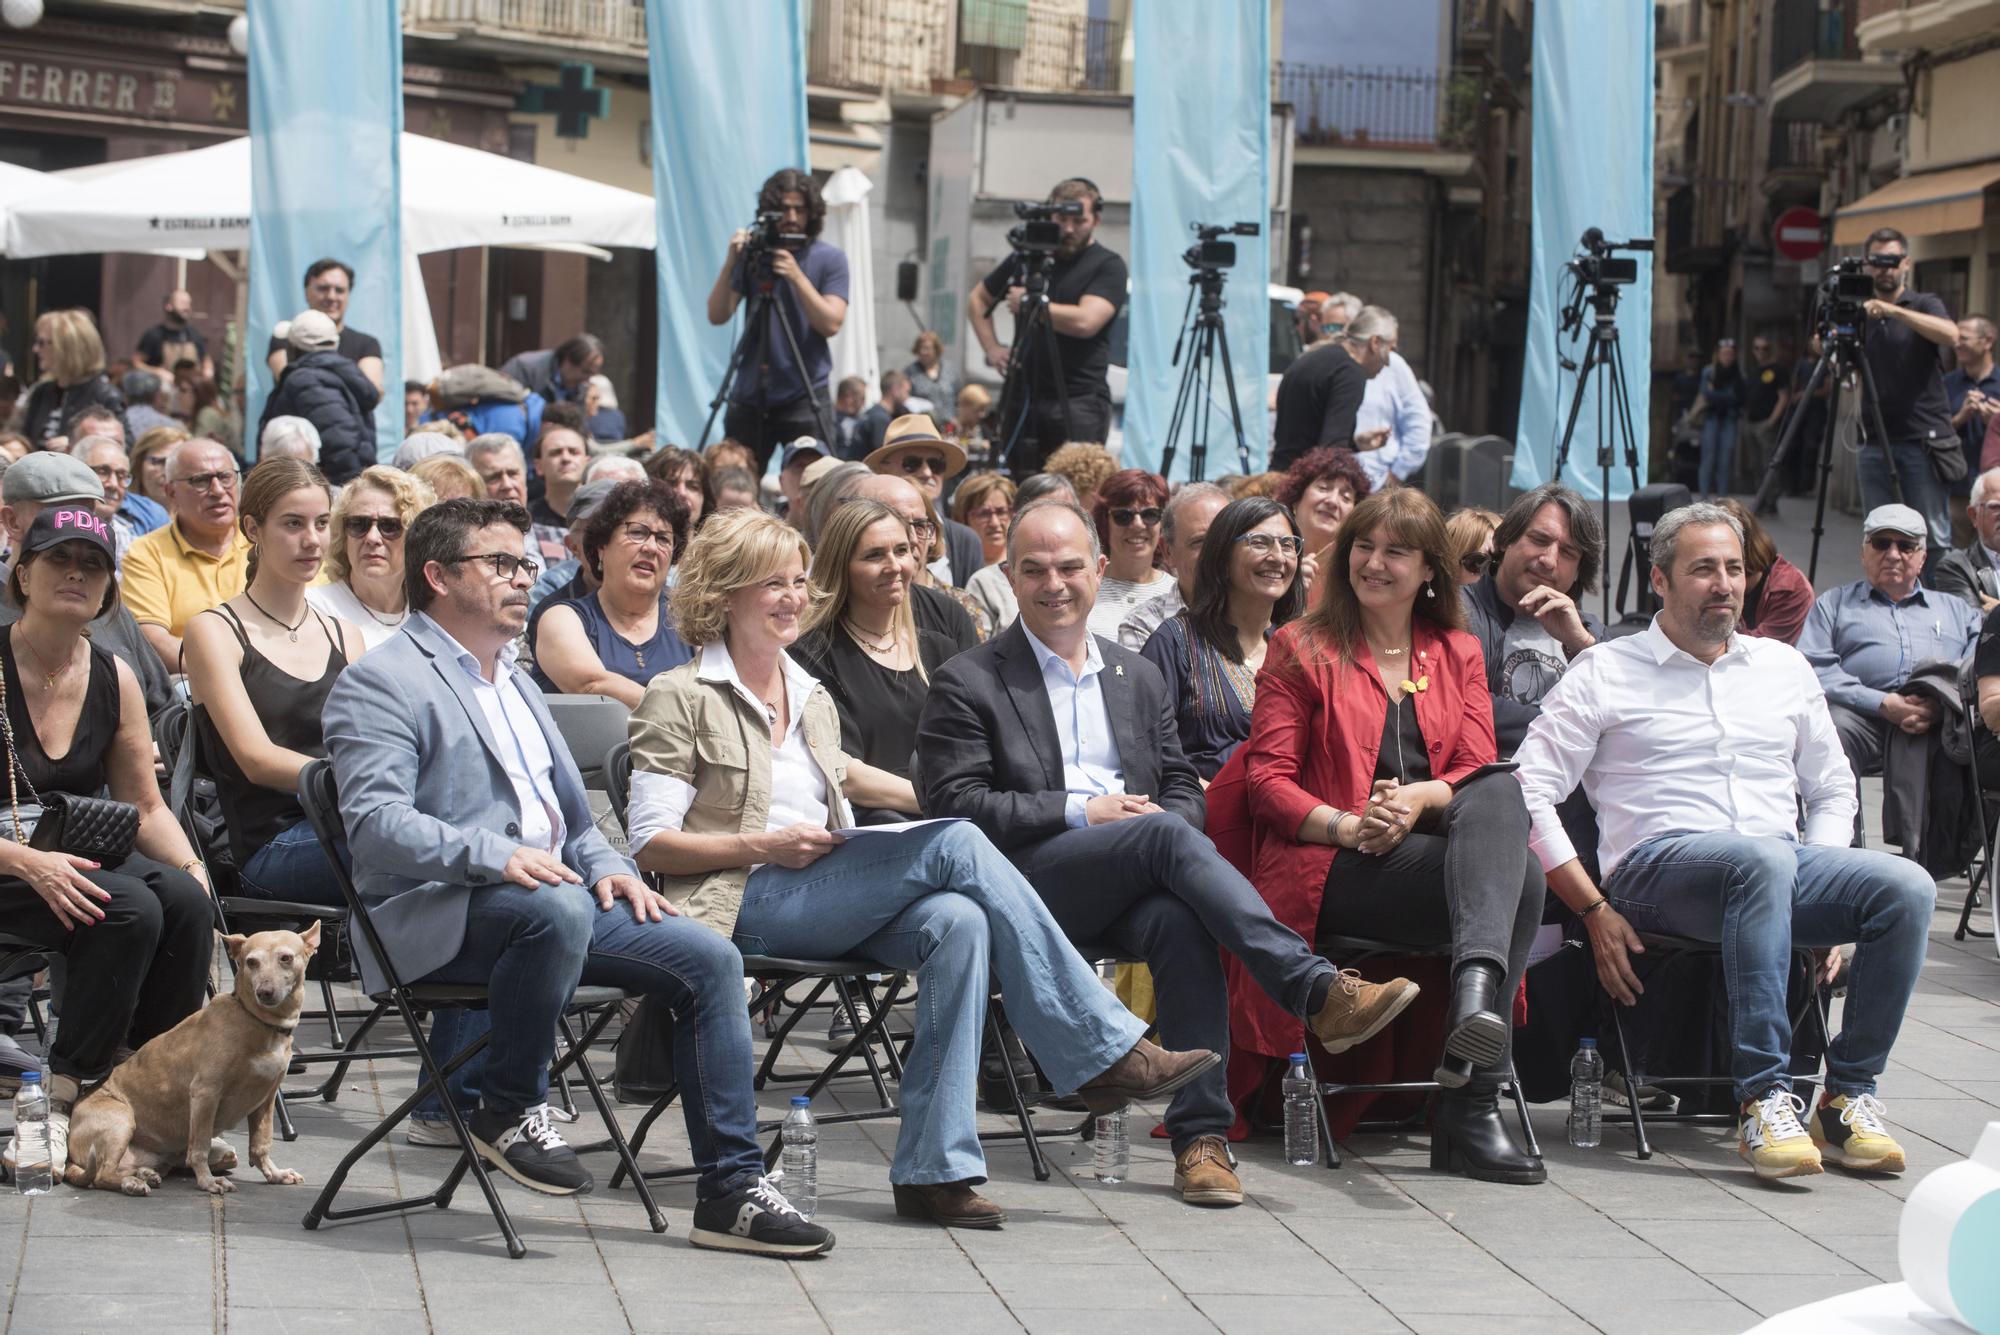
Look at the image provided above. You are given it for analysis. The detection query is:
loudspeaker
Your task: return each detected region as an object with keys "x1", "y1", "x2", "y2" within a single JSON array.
[{"x1": 896, "y1": 261, "x2": 919, "y2": 303}]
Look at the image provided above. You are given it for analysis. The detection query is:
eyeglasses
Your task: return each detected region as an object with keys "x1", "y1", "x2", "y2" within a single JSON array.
[
  {"x1": 173, "y1": 468, "x2": 238, "y2": 492},
  {"x1": 967, "y1": 504, "x2": 1012, "y2": 524},
  {"x1": 1459, "y1": 551, "x2": 1492, "y2": 575},
  {"x1": 1865, "y1": 253, "x2": 1906, "y2": 269},
  {"x1": 444, "y1": 551, "x2": 540, "y2": 582},
  {"x1": 905, "y1": 518, "x2": 938, "y2": 539},
  {"x1": 897, "y1": 454, "x2": 949, "y2": 477},
  {"x1": 344, "y1": 515, "x2": 404, "y2": 540},
  {"x1": 1235, "y1": 533, "x2": 1304, "y2": 557},
  {"x1": 90, "y1": 465, "x2": 132, "y2": 486},
  {"x1": 1110, "y1": 507, "x2": 1164, "y2": 528},
  {"x1": 619, "y1": 522, "x2": 674, "y2": 550},
  {"x1": 1868, "y1": 535, "x2": 1921, "y2": 554}
]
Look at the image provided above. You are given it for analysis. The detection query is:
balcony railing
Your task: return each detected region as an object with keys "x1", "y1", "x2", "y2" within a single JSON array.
[
  {"x1": 958, "y1": 11, "x2": 1125, "y2": 95},
  {"x1": 805, "y1": 0, "x2": 953, "y2": 92},
  {"x1": 1274, "y1": 64, "x2": 1471, "y2": 151},
  {"x1": 403, "y1": 0, "x2": 645, "y2": 47},
  {"x1": 1772, "y1": 0, "x2": 1859, "y2": 71},
  {"x1": 1768, "y1": 117, "x2": 1822, "y2": 170},
  {"x1": 1656, "y1": 0, "x2": 1704, "y2": 50}
]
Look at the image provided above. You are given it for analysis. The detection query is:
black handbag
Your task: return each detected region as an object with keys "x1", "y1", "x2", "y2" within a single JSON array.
[{"x1": 0, "y1": 652, "x2": 139, "y2": 865}]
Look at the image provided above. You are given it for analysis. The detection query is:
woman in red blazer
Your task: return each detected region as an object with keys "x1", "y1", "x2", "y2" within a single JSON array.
[{"x1": 1243, "y1": 488, "x2": 1547, "y2": 1185}]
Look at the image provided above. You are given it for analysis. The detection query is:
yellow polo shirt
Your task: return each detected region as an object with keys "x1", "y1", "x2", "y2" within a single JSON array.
[{"x1": 120, "y1": 519, "x2": 250, "y2": 637}]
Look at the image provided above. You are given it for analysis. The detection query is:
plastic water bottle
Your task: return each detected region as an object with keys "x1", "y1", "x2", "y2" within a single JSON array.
[
  {"x1": 1283, "y1": 1052, "x2": 1318, "y2": 1167},
  {"x1": 1568, "y1": 1038, "x2": 1604, "y2": 1149},
  {"x1": 13, "y1": 1070, "x2": 52, "y2": 1195},
  {"x1": 781, "y1": 1097, "x2": 818, "y2": 1218},
  {"x1": 1092, "y1": 1108, "x2": 1128, "y2": 1184}
]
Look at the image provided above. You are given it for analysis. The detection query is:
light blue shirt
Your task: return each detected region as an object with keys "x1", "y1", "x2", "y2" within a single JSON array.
[
  {"x1": 1020, "y1": 623, "x2": 1125, "y2": 827},
  {"x1": 1355, "y1": 349, "x2": 1434, "y2": 487},
  {"x1": 1797, "y1": 579, "x2": 1981, "y2": 715}
]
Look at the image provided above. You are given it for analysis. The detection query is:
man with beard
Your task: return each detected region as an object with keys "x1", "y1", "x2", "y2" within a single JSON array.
[
  {"x1": 1857, "y1": 228, "x2": 1959, "y2": 569},
  {"x1": 135, "y1": 289, "x2": 212, "y2": 382},
  {"x1": 968, "y1": 178, "x2": 1127, "y2": 470},
  {"x1": 1513, "y1": 503, "x2": 1935, "y2": 1183}
]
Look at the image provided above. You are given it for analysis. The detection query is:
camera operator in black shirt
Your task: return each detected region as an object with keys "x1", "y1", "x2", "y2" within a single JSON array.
[
  {"x1": 1857, "y1": 226, "x2": 1960, "y2": 569},
  {"x1": 707, "y1": 168, "x2": 851, "y2": 474},
  {"x1": 968, "y1": 178, "x2": 1127, "y2": 471}
]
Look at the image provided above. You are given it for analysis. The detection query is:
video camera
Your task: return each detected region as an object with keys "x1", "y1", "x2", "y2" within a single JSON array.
[
  {"x1": 1183, "y1": 220, "x2": 1261, "y2": 271},
  {"x1": 1815, "y1": 257, "x2": 1875, "y2": 335},
  {"x1": 1567, "y1": 226, "x2": 1653, "y2": 288},
  {"x1": 745, "y1": 210, "x2": 807, "y2": 254},
  {"x1": 1007, "y1": 198, "x2": 1083, "y2": 256}
]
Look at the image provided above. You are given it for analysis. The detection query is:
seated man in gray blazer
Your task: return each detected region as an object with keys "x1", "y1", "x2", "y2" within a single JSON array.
[
  {"x1": 916, "y1": 499, "x2": 1420, "y2": 1209},
  {"x1": 323, "y1": 497, "x2": 831, "y2": 1258}
]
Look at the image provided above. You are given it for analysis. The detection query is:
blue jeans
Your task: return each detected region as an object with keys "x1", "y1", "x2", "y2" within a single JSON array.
[
  {"x1": 239, "y1": 819, "x2": 347, "y2": 908},
  {"x1": 422, "y1": 883, "x2": 765, "y2": 1200},
  {"x1": 1858, "y1": 441, "x2": 1951, "y2": 564},
  {"x1": 732, "y1": 821, "x2": 1147, "y2": 1185},
  {"x1": 1604, "y1": 832, "x2": 1935, "y2": 1102},
  {"x1": 1699, "y1": 414, "x2": 1739, "y2": 496},
  {"x1": 411, "y1": 1009, "x2": 488, "y2": 1121}
]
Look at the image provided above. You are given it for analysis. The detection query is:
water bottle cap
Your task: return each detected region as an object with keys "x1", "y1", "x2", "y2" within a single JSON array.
[
  {"x1": 19, "y1": 1069, "x2": 39, "y2": 1084},
  {"x1": 1578, "y1": 1038, "x2": 1597, "y2": 1049},
  {"x1": 790, "y1": 1096, "x2": 810, "y2": 1107},
  {"x1": 1289, "y1": 1052, "x2": 1308, "y2": 1063}
]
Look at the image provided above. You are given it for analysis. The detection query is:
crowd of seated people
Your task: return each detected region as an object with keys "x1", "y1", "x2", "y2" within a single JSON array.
[{"x1": 0, "y1": 289, "x2": 1971, "y2": 1259}]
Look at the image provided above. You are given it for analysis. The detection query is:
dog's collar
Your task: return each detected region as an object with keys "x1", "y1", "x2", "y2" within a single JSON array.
[{"x1": 243, "y1": 1008, "x2": 300, "y2": 1036}]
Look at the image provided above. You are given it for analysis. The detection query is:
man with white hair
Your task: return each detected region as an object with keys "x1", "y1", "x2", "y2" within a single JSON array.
[
  {"x1": 121, "y1": 437, "x2": 250, "y2": 670},
  {"x1": 77, "y1": 434, "x2": 165, "y2": 562},
  {"x1": 260, "y1": 415, "x2": 323, "y2": 464},
  {"x1": 1352, "y1": 301, "x2": 1434, "y2": 489},
  {"x1": 1932, "y1": 464, "x2": 2000, "y2": 613},
  {"x1": 582, "y1": 453, "x2": 646, "y2": 486},
  {"x1": 1270, "y1": 304, "x2": 1397, "y2": 470}
]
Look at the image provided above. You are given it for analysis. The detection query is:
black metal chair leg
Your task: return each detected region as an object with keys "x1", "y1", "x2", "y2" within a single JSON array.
[
  {"x1": 1506, "y1": 1061, "x2": 1540, "y2": 1158},
  {"x1": 272, "y1": 1088, "x2": 298, "y2": 1143},
  {"x1": 985, "y1": 1000, "x2": 1049, "y2": 1182},
  {"x1": 558, "y1": 1012, "x2": 667, "y2": 1233},
  {"x1": 1607, "y1": 1003, "x2": 1652, "y2": 1160},
  {"x1": 318, "y1": 975, "x2": 347, "y2": 1048}
]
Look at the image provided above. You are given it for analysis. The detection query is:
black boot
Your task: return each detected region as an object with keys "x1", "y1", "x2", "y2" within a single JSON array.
[
  {"x1": 1431, "y1": 1083, "x2": 1546, "y2": 1185},
  {"x1": 1435, "y1": 961, "x2": 1506, "y2": 1089}
]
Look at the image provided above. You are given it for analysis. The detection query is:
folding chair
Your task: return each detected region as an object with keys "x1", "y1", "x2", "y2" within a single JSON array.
[
  {"x1": 155, "y1": 700, "x2": 415, "y2": 1140},
  {"x1": 1308, "y1": 934, "x2": 1539, "y2": 1170},
  {"x1": 0, "y1": 935, "x2": 54, "y2": 1175},
  {"x1": 1954, "y1": 659, "x2": 1997, "y2": 943},
  {"x1": 294, "y1": 759, "x2": 665, "y2": 1258},
  {"x1": 544, "y1": 694, "x2": 629, "y2": 790},
  {"x1": 1598, "y1": 933, "x2": 1832, "y2": 1161}
]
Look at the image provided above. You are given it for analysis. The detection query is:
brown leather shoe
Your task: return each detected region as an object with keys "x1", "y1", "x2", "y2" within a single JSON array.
[
  {"x1": 1174, "y1": 1135, "x2": 1244, "y2": 1207},
  {"x1": 1076, "y1": 1039, "x2": 1222, "y2": 1116},
  {"x1": 1309, "y1": 969, "x2": 1420, "y2": 1055},
  {"x1": 892, "y1": 1180, "x2": 1007, "y2": 1229}
]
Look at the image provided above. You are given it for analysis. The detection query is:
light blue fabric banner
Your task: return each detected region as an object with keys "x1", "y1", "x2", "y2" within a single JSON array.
[
  {"x1": 1127, "y1": 0, "x2": 1270, "y2": 481},
  {"x1": 247, "y1": 0, "x2": 402, "y2": 459},
  {"x1": 646, "y1": 0, "x2": 810, "y2": 451},
  {"x1": 1513, "y1": 0, "x2": 1654, "y2": 499}
]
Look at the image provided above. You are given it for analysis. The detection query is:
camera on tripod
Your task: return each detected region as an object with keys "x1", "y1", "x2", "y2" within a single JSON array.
[
  {"x1": 1566, "y1": 227, "x2": 1652, "y2": 288},
  {"x1": 745, "y1": 210, "x2": 807, "y2": 255},
  {"x1": 1816, "y1": 257, "x2": 1876, "y2": 331},
  {"x1": 1183, "y1": 220, "x2": 1260, "y2": 271},
  {"x1": 1007, "y1": 199, "x2": 1082, "y2": 257}
]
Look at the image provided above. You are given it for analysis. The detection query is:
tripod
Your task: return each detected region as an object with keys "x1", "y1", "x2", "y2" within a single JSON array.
[
  {"x1": 698, "y1": 249, "x2": 836, "y2": 453},
  {"x1": 1750, "y1": 324, "x2": 1901, "y2": 585},
  {"x1": 993, "y1": 251, "x2": 1073, "y2": 477},
  {"x1": 1552, "y1": 281, "x2": 1646, "y2": 621},
  {"x1": 1160, "y1": 267, "x2": 1251, "y2": 482}
]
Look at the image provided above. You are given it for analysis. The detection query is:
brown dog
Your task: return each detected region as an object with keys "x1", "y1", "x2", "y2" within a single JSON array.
[{"x1": 65, "y1": 922, "x2": 320, "y2": 1196}]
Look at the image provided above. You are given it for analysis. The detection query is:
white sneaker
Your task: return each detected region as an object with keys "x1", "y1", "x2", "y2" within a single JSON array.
[{"x1": 2, "y1": 1105, "x2": 67, "y2": 1178}]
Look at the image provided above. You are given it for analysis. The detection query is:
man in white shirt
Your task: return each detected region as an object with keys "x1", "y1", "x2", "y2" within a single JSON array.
[
  {"x1": 1514, "y1": 502, "x2": 1935, "y2": 1183},
  {"x1": 1354, "y1": 349, "x2": 1434, "y2": 490}
]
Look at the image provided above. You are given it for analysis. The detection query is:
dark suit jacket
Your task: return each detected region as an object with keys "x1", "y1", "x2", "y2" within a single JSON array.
[{"x1": 917, "y1": 619, "x2": 1205, "y2": 852}]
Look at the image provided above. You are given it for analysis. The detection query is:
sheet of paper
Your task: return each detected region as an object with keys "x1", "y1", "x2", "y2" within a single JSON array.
[{"x1": 829, "y1": 818, "x2": 966, "y2": 838}]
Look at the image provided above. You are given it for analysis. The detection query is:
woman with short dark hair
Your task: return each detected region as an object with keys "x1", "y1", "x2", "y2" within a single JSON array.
[
  {"x1": 531, "y1": 479, "x2": 693, "y2": 706},
  {"x1": 1087, "y1": 468, "x2": 1174, "y2": 641}
]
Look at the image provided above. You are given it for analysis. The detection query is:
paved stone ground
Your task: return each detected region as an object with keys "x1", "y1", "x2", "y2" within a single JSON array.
[{"x1": 7, "y1": 497, "x2": 1995, "y2": 1335}]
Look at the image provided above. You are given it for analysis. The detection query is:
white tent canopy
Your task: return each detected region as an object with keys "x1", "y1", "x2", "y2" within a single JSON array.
[
  {"x1": 3, "y1": 134, "x2": 656, "y2": 378},
  {"x1": 822, "y1": 165, "x2": 880, "y2": 398}
]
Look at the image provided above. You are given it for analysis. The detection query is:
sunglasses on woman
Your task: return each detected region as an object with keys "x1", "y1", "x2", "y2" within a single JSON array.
[
  {"x1": 1460, "y1": 551, "x2": 1491, "y2": 575},
  {"x1": 345, "y1": 515, "x2": 404, "y2": 540},
  {"x1": 1110, "y1": 507, "x2": 1164, "y2": 527}
]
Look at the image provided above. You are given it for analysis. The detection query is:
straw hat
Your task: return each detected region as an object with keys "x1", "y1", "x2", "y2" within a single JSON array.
[{"x1": 863, "y1": 413, "x2": 967, "y2": 480}]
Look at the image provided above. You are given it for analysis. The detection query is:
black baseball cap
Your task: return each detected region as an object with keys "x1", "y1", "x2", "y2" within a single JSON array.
[{"x1": 20, "y1": 505, "x2": 115, "y2": 560}]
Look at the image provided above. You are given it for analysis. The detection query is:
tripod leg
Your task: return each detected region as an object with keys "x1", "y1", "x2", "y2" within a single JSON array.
[
  {"x1": 1807, "y1": 358, "x2": 1848, "y2": 585},
  {"x1": 765, "y1": 290, "x2": 839, "y2": 448},
  {"x1": 700, "y1": 290, "x2": 767, "y2": 451},
  {"x1": 1161, "y1": 328, "x2": 1203, "y2": 482},
  {"x1": 1752, "y1": 355, "x2": 1833, "y2": 513},
  {"x1": 1209, "y1": 317, "x2": 1253, "y2": 477},
  {"x1": 1856, "y1": 353, "x2": 1917, "y2": 530},
  {"x1": 1551, "y1": 329, "x2": 1606, "y2": 491}
]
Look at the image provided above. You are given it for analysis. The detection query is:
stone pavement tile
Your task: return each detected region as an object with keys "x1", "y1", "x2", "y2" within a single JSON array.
[
  {"x1": 971, "y1": 1260, "x2": 1180, "y2": 1310},
  {"x1": 1339, "y1": 1264, "x2": 1571, "y2": 1318},
  {"x1": 1703, "y1": 1270, "x2": 1887, "y2": 1316},
  {"x1": 1589, "y1": 1297, "x2": 1765, "y2": 1335},
  {"x1": 1877, "y1": 1096, "x2": 1998, "y2": 1157},
  {"x1": 226, "y1": 1306, "x2": 434, "y2": 1335},
  {"x1": 1944, "y1": 1079, "x2": 2000, "y2": 1106},
  {"x1": 1017, "y1": 1305, "x2": 1220, "y2": 1335},
  {"x1": 1144, "y1": 1245, "x2": 1363, "y2": 1297},
  {"x1": 949, "y1": 1217, "x2": 1147, "y2": 1260},
  {"x1": 1192, "y1": 1293, "x2": 1409, "y2": 1335},
  {"x1": 1400, "y1": 1313, "x2": 1597, "y2": 1335},
  {"x1": 225, "y1": 1234, "x2": 426, "y2": 1310},
  {"x1": 791, "y1": 1246, "x2": 995, "y2": 1294},
  {"x1": 6, "y1": 1292, "x2": 215, "y2": 1331},
  {"x1": 809, "y1": 1289, "x2": 1024, "y2": 1335},
  {"x1": 1504, "y1": 1253, "x2": 1735, "y2": 1309},
  {"x1": 424, "y1": 1275, "x2": 634, "y2": 1335},
  {"x1": 1278, "y1": 1214, "x2": 1500, "y2": 1271},
  {"x1": 626, "y1": 1297, "x2": 829, "y2": 1334},
  {"x1": 1812, "y1": 1231, "x2": 1906, "y2": 1282},
  {"x1": 13, "y1": 1229, "x2": 215, "y2": 1293},
  {"x1": 1618, "y1": 1218, "x2": 1866, "y2": 1275},
  {"x1": 1444, "y1": 1217, "x2": 1662, "y2": 1266}
]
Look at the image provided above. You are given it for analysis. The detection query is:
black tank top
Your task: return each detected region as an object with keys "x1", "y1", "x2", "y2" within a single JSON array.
[
  {"x1": 193, "y1": 604, "x2": 348, "y2": 867},
  {"x1": 0, "y1": 631, "x2": 120, "y2": 811}
]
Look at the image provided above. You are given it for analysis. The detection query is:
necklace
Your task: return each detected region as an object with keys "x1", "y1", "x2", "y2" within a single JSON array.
[
  {"x1": 14, "y1": 626, "x2": 78, "y2": 693},
  {"x1": 357, "y1": 597, "x2": 406, "y2": 628},
  {"x1": 843, "y1": 618, "x2": 898, "y2": 654},
  {"x1": 244, "y1": 590, "x2": 307, "y2": 642}
]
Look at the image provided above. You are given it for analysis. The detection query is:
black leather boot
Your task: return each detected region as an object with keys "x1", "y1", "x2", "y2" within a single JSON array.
[
  {"x1": 1435, "y1": 960, "x2": 1506, "y2": 1089},
  {"x1": 1431, "y1": 1083, "x2": 1546, "y2": 1185}
]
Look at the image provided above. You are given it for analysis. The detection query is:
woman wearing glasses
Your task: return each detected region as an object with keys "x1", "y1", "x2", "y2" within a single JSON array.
[
  {"x1": 1140, "y1": 498, "x2": 1306, "y2": 780},
  {"x1": 1444, "y1": 507, "x2": 1502, "y2": 586},
  {"x1": 1087, "y1": 468, "x2": 1175, "y2": 642},
  {"x1": 864, "y1": 416, "x2": 982, "y2": 588},
  {"x1": 186, "y1": 457, "x2": 366, "y2": 907},
  {"x1": 530, "y1": 480, "x2": 694, "y2": 706},
  {"x1": 306, "y1": 465, "x2": 435, "y2": 651}
]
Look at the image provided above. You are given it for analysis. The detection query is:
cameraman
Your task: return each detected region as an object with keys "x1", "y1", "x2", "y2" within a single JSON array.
[
  {"x1": 1857, "y1": 227, "x2": 1960, "y2": 567},
  {"x1": 967, "y1": 178, "x2": 1126, "y2": 470},
  {"x1": 707, "y1": 167, "x2": 850, "y2": 474}
]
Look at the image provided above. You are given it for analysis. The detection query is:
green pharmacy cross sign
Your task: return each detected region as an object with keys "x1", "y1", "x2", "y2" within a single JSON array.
[{"x1": 516, "y1": 62, "x2": 610, "y2": 140}]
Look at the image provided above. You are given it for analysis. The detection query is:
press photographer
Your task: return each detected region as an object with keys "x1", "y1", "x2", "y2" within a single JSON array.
[
  {"x1": 706, "y1": 167, "x2": 850, "y2": 473},
  {"x1": 967, "y1": 177, "x2": 1126, "y2": 470},
  {"x1": 1858, "y1": 226, "x2": 1959, "y2": 565}
]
